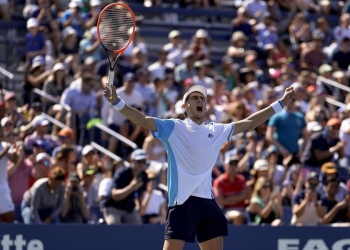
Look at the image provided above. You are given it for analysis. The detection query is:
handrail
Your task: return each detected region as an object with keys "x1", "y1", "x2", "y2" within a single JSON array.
[
  {"x1": 94, "y1": 123, "x2": 138, "y2": 149},
  {"x1": 325, "y1": 97, "x2": 346, "y2": 109},
  {"x1": 32, "y1": 88, "x2": 72, "y2": 112},
  {"x1": 0, "y1": 66, "x2": 14, "y2": 79},
  {"x1": 317, "y1": 76, "x2": 350, "y2": 93},
  {"x1": 158, "y1": 183, "x2": 168, "y2": 192},
  {"x1": 40, "y1": 113, "x2": 68, "y2": 129},
  {"x1": 90, "y1": 142, "x2": 130, "y2": 167}
]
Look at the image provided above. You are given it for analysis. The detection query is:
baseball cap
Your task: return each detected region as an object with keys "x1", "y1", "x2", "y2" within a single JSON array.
[
  {"x1": 321, "y1": 162, "x2": 338, "y2": 174},
  {"x1": 4, "y1": 91, "x2": 16, "y2": 101},
  {"x1": 62, "y1": 26, "x2": 76, "y2": 39},
  {"x1": 168, "y1": 30, "x2": 181, "y2": 39},
  {"x1": 83, "y1": 165, "x2": 96, "y2": 176},
  {"x1": 35, "y1": 152, "x2": 51, "y2": 163},
  {"x1": 0, "y1": 117, "x2": 11, "y2": 127},
  {"x1": 82, "y1": 145, "x2": 94, "y2": 156},
  {"x1": 319, "y1": 64, "x2": 333, "y2": 74},
  {"x1": 27, "y1": 18, "x2": 39, "y2": 29},
  {"x1": 31, "y1": 56, "x2": 45, "y2": 69},
  {"x1": 326, "y1": 118, "x2": 341, "y2": 127},
  {"x1": 68, "y1": 173, "x2": 80, "y2": 181},
  {"x1": 253, "y1": 159, "x2": 269, "y2": 171},
  {"x1": 194, "y1": 61, "x2": 204, "y2": 69},
  {"x1": 68, "y1": 1, "x2": 79, "y2": 8},
  {"x1": 131, "y1": 149, "x2": 147, "y2": 161},
  {"x1": 307, "y1": 172, "x2": 319, "y2": 181},
  {"x1": 90, "y1": 0, "x2": 101, "y2": 6},
  {"x1": 182, "y1": 50, "x2": 194, "y2": 59},
  {"x1": 224, "y1": 154, "x2": 240, "y2": 165},
  {"x1": 182, "y1": 85, "x2": 207, "y2": 104},
  {"x1": 195, "y1": 29, "x2": 208, "y2": 39},
  {"x1": 58, "y1": 127, "x2": 75, "y2": 139},
  {"x1": 33, "y1": 140, "x2": 49, "y2": 151},
  {"x1": 123, "y1": 72, "x2": 136, "y2": 82},
  {"x1": 53, "y1": 63, "x2": 66, "y2": 72},
  {"x1": 32, "y1": 115, "x2": 49, "y2": 128},
  {"x1": 231, "y1": 31, "x2": 248, "y2": 42},
  {"x1": 307, "y1": 121, "x2": 323, "y2": 132}
]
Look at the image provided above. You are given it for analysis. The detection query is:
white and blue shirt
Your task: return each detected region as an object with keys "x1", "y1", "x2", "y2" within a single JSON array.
[{"x1": 151, "y1": 118, "x2": 235, "y2": 206}]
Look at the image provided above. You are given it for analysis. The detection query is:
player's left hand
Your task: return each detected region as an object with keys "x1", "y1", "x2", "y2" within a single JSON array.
[{"x1": 280, "y1": 87, "x2": 296, "y2": 106}]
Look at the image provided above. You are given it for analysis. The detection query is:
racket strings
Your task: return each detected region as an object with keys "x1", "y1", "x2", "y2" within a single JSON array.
[{"x1": 98, "y1": 6, "x2": 134, "y2": 51}]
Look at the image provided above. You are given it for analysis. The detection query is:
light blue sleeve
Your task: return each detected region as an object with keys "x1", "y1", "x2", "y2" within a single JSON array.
[{"x1": 151, "y1": 118, "x2": 175, "y2": 142}]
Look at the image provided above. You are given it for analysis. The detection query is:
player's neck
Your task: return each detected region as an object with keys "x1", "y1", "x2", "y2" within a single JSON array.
[{"x1": 188, "y1": 116, "x2": 204, "y2": 125}]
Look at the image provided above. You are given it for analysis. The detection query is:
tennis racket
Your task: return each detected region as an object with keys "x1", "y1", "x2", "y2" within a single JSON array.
[{"x1": 97, "y1": 3, "x2": 136, "y2": 98}]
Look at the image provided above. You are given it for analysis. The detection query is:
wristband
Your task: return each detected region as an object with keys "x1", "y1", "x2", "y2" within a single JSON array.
[
  {"x1": 271, "y1": 100, "x2": 284, "y2": 113},
  {"x1": 111, "y1": 98, "x2": 125, "y2": 111}
]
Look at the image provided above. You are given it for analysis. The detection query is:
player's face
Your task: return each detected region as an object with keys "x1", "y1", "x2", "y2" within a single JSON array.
[{"x1": 184, "y1": 92, "x2": 206, "y2": 120}]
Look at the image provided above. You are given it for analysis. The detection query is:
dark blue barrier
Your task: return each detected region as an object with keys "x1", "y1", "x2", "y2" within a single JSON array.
[{"x1": 0, "y1": 225, "x2": 350, "y2": 250}]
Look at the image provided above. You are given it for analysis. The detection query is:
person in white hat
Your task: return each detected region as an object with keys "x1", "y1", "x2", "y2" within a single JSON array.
[
  {"x1": 163, "y1": 30, "x2": 185, "y2": 66},
  {"x1": 103, "y1": 82, "x2": 296, "y2": 249},
  {"x1": 26, "y1": 18, "x2": 47, "y2": 60}
]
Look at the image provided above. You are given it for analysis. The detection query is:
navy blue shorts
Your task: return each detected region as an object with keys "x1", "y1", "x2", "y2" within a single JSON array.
[{"x1": 165, "y1": 196, "x2": 228, "y2": 243}]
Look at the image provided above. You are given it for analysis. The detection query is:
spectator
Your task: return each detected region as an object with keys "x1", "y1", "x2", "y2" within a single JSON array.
[
  {"x1": 124, "y1": 27, "x2": 148, "y2": 59},
  {"x1": 80, "y1": 165, "x2": 98, "y2": 207},
  {"x1": 333, "y1": 13, "x2": 350, "y2": 44},
  {"x1": 249, "y1": 176, "x2": 283, "y2": 226},
  {"x1": 301, "y1": 118, "x2": 344, "y2": 174},
  {"x1": 174, "y1": 50, "x2": 196, "y2": 84},
  {"x1": 266, "y1": 99, "x2": 307, "y2": 165},
  {"x1": 4, "y1": 91, "x2": 25, "y2": 128},
  {"x1": 192, "y1": 61, "x2": 213, "y2": 89},
  {"x1": 262, "y1": 146, "x2": 286, "y2": 188},
  {"x1": 163, "y1": 30, "x2": 185, "y2": 66},
  {"x1": 60, "y1": 173, "x2": 89, "y2": 223},
  {"x1": 7, "y1": 141, "x2": 33, "y2": 205},
  {"x1": 289, "y1": 13, "x2": 312, "y2": 47},
  {"x1": 213, "y1": 155, "x2": 250, "y2": 225},
  {"x1": 52, "y1": 145, "x2": 76, "y2": 176},
  {"x1": 26, "y1": 18, "x2": 47, "y2": 63},
  {"x1": 300, "y1": 34, "x2": 326, "y2": 72},
  {"x1": 231, "y1": 7, "x2": 253, "y2": 37},
  {"x1": 227, "y1": 31, "x2": 255, "y2": 68},
  {"x1": 139, "y1": 171, "x2": 166, "y2": 224},
  {"x1": 52, "y1": 127, "x2": 82, "y2": 160},
  {"x1": 320, "y1": 177, "x2": 350, "y2": 225},
  {"x1": 318, "y1": 162, "x2": 348, "y2": 201},
  {"x1": 242, "y1": 0, "x2": 268, "y2": 22},
  {"x1": 134, "y1": 68, "x2": 157, "y2": 117},
  {"x1": 21, "y1": 166, "x2": 65, "y2": 224},
  {"x1": 42, "y1": 63, "x2": 67, "y2": 104},
  {"x1": 59, "y1": 26, "x2": 79, "y2": 74},
  {"x1": 313, "y1": 17, "x2": 335, "y2": 47},
  {"x1": 31, "y1": 152, "x2": 52, "y2": 185},
  {"x1": 79, "y1": 26, "x2": 103, "y2": 63},
  {"x1": 1, "y1": 117, "x2": 17, "y2": 144},
  {"x1": 332, "y1": 37, "x2": 350, "y2": 71},
  {"x1": 0, "y1": 141, "x2": 13, "y2": 222},
  {"x1": 101, "y1": 149, "x2": 148, "y2": 225},
  {"x1": 0, "y1": 0, "x2": 10, "y2": 20},
  {"x1": 291, "y1": 172, "x2": 323, "y2": 225},
  {"x1": 281, "y1": 164, "x2": 303, "y2": 206},
  {"x1": 148, "y1": 49, "x2": 174, "y2": 81},
  {"x1": 189, "y1": 29, "x2": 211, "y2": 61},
  {"x1": 61, "y1": 1, "x2": 88, "y2": 40},
  {"x1": 24, "y1": 115, "x2": 59, "y2": 151},
  {"x1": 30, "y1": 0, "x2": 60, "y2": 49}
]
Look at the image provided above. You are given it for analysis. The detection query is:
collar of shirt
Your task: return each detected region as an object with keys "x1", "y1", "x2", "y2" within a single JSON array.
[{"x1": 185, "y1": 118, "x2": 205, "y2": 128}]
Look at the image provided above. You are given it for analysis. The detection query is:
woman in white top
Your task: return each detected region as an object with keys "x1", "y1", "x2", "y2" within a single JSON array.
[
  {"x1": 0, "y1": 142, "x2": 14, "y2": 222},
  {"x1": 143, "y1": 133, "x2": 167, "y2": 163},
  {"x1": 123, "y1": 27, "x2": 148, "y2": 58},
  {"x1": 139, "y1": 171, "x2": 166, "y2": 224}
]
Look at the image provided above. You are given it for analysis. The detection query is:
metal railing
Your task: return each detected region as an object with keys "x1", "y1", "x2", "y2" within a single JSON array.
[
  {"x1": 325, "y1": 97, "x2": 346, "y2": 109},
  {"x1": 32, "y1": 88, "x2": 72, "y2": 112},
  {"x1": 0, "y1": 66, "x2": 14, "y2": 80},
  {"x1": 93, "y1": 122, "x2": 138, "y2": 149},
  {"x1": 90, "y1": 142, "x2": 130, "y2": 167},
  {"x1": 317, "y1": 76, "x2": 350, "y2": 93}
]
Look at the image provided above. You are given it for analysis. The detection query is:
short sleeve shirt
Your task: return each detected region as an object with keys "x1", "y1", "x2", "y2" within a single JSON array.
[{"x1": 151, "y1": 118, "x2": 235, "y2": 206}]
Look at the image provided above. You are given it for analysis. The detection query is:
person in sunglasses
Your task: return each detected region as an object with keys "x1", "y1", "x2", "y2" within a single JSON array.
[{"x1": 301, "y1": 118, "x2": 345, "y2": 175}]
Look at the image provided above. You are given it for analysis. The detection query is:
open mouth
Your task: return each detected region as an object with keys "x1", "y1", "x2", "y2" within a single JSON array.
[{"x1": 196, "y1": 106, "x2": 203, "y2": 112}]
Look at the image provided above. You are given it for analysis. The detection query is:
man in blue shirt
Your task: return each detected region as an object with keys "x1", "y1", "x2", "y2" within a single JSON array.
[{"x1": 266, "y1": 99, "x2": 307, "y2": 165}]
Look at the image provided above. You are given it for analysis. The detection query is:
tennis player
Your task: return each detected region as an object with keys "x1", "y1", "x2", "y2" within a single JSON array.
[{"x1": 103, "y1": 84, "x2": 295, "y2": 250}]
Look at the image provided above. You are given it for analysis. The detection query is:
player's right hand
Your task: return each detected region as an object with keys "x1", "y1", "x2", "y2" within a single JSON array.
[{"x1": 103, "y1": 84, "x2": 119, "y2": 103}]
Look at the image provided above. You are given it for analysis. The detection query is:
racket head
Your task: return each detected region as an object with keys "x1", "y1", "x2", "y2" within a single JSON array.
[{"x1": 97, "y1": 3, "x2": 136, "y2": 54}]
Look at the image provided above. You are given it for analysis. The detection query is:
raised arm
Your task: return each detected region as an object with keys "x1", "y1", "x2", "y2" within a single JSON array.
[
  {"x1": 103, "y1": 85, "x2": 156, "y2": 132},
  {"x1": 233, "y1": 87, "x2": 295, "y2": 135}
]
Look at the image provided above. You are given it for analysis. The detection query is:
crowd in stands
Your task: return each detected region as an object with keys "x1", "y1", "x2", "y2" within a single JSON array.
[{"x1": 1, "y1": 0, "x2": 350, "y2": 227}]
